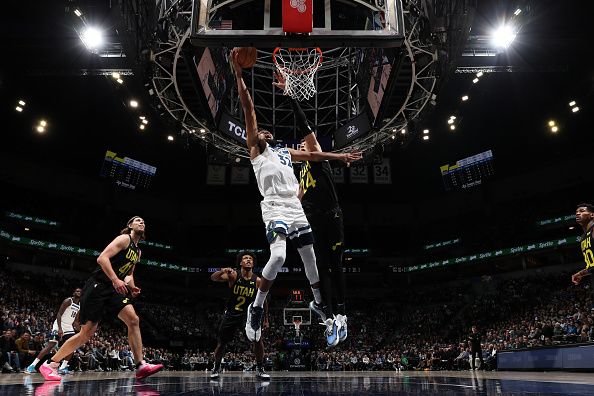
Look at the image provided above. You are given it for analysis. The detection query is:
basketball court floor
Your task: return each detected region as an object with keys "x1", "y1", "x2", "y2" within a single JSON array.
[{"x1": 4, "y1": 370, "x2": 594, "y2": 395}]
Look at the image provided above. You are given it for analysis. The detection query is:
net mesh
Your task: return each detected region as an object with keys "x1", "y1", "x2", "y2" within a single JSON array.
[
  {"x1": 292, "y1": 316, "x2": 302, "y2": 335},
  {"x1": 273, "y1": 47, "x2": 322, "y2": 101}
]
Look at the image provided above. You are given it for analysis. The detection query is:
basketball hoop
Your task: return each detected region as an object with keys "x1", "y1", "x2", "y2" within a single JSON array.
[
  {"x1": 292, "y1": 316, "x2": 302, "y2": 337},
  {"x1": 273, "y1": 47, "x2": 322, "y2": 101}
]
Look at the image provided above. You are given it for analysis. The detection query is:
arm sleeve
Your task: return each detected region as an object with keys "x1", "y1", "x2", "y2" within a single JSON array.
[{"x1": 289, "y1": 98, "x2": 313, "y2": 139}]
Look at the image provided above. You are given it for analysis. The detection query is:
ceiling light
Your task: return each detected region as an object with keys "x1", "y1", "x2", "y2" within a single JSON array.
[
  {"x1": 112, "y1": 72, "x2": 120, "y2": 79},
  {"x1": 461, "y1": 95, "x2": 469, "y2": 101},
  {"x1": 80, "y1": 27, "x2": 103, "y2": 51},
  {"x1": 116, "y1": 78, "x2": 123, "y2": 84},
  {"x1": 449, "y1": 115, "x2": 456, "y2": 120},
  {"x1": 447, "y1": 119, "x2": 454, "y2": 125},
  {"x1": 548, "y1": 120, "x2": 556, "y2": 127},
  {"x1": 514, "y1": 8, "x2": 522, "y2": 16},
  {"x1": 15, "y1": 106, "x2": 23, "y2": 112},
  {"x1": 139, "y1": 116, "x2": 146, "y2": 120},
  {"x1": 167, "y1": 135, "x2": 174, "y2": 141},
  {"x1": 139, "y1": 124, "x2": 145, "y2": 130},
  {"x1": 400, "y1": 129, "x2": 406, "y2": 134},
  {"x1": 142, "y1": 119, "x2": 148, "y2": 125},
  {"x1": 423, "y1": 129, "x2": 429, "y2": 134},
  {"x1": 36, "y1": 126, "x2": 45, "y2": 133},
  {"x1": 39, "y1": 120, "x2": 47, "y2": 127},
  {"x1": 551, "y1": 126, "x2": 559, "y2": 133},
  {"x1": 450, "y1": 125, "x2": 456, "y2": 130},
  {"x1": 391, "y1": 134, "x2": 396, "y2": 140},
  {"x1": 472, "y1": 78, "x2": 479, "y2": 84},
  {"x1": 24, "y1": 227, "x2": 30, "y2": 231},
  {"x1": 18, "y1": 100, "x2": 26, "y2": 106},
  {"x1": 491, "y1": 24, "x2": 517, "y2": 49},
  {"x1": 568, "y1": 101, "x2": 576, "y2": 107},
  {"x1": 422, "y1": 135, "x2": 429, "y2": 141},
  {"x1": 476, "y1": 71, "x2": 483, "y2": 78},
  {"x1": 129, "y1": 100, "x2": 139, "y2": 108},
  {"x1": 571, "y1": 107, "x2": 579, "y2": 113},
  {"x1": 74, "y1": 9, "x2": 82, "y2": 17},
  {"x1": 200, "y1": 128, "x2": 206, "y2": 134}
]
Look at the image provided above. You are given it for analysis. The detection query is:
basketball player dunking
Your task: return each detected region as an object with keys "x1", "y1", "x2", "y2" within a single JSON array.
[
  {"x1": 25, "y1": 288, "x2": 82, "y2": 375},
  {"x1": 273, "y1": 72, "x2": 349, "y2": 347},
  {"x1": 231, "y1": 48, "x2": 361, "y2": 344},
  {"x1": 210, "y1": 251, "x2": 269, "y2": 380},
  {"x1": 39, "y1": 216, "x2": 163, "y2": 381},
  {"x1": 571, "y1": 204, "x2": 594, "y2": 292}
]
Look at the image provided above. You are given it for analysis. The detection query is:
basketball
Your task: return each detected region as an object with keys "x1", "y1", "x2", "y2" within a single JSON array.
[{"x1": 234, "y1": 47, "x2": 258, "y2": 69}]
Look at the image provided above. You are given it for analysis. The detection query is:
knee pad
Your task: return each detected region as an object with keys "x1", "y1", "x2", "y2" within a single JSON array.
[{"x1": 262, "y1": 237, "x2": 286, "y2": 281}]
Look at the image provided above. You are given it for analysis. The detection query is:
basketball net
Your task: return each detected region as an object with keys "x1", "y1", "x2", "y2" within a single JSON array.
[
  {"x1": 292, "y1": 317, "x2": 302, "y2": 337},
  {"x1": 273, "y1": 47, "x2": 322, "y2": 101}
]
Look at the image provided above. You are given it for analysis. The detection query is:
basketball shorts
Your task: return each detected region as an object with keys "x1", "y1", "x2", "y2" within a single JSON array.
[
  {"x1": 306, "y1": 206, "x2": 344, "y2": 252},
  {"x1": 261, "y1": 197, "x2": 314, "y2": 247},
  {"x1": 217, "y1": 311, "x2": 248, "y2": 344},
  {"x1": 79, "y1": 277, "x2": 133, "y2": 324},
  {"x1": 49, "y1": 331, "x2": 76, "y2": 346}
]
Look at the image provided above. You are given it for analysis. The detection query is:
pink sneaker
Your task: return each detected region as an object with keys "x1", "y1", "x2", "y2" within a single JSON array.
[
  {"x1": 39, "y1": 362, "x2": 61, "y2": 382},
  {"x1": 135, "y1": 362, "x2": 163, "y2": 380}
]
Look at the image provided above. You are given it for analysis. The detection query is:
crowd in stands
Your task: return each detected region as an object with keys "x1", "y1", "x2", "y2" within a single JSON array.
[{"x1": 1, "y1": 266, "x2": 593, "y2": 374}]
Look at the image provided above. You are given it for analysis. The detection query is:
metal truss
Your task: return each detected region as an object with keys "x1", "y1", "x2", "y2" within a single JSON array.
[{"x1": 150, "y1": 0, "x2": 439, "y2": 160}]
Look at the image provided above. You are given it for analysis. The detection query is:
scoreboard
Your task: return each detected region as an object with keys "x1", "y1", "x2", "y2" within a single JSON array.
[
  {"x1": 100, "y1": 150, "x2": 157, "y2": 190},
  {"x1": 440, "y1": 150, "x2": 494, "y2": 191}
]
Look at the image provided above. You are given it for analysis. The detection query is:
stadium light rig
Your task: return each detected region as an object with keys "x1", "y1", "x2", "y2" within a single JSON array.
[
  {"x1": 491, "y1": 24, "x2": 517, "y2": 49},
  {"x1": 80, "y1": 27, "x2": 104, "y2": 51}
]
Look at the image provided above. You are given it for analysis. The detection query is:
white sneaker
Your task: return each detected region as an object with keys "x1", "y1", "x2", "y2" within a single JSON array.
[
  {"x1": 323, "y1": 317, "x2": 341, "y2": 347},
  {"x1": 245, "y1": 303, "x2": 263, "y2": 342}
]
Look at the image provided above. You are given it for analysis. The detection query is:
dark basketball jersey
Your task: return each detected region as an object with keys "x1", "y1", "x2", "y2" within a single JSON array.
[
  {"x1": 92, "y1": 235, "x2": 141, "y2": 283},
  {"x1": 581, "y1": 225, "x2": 594, "y2": 271},
  {"x1": 225, "y1": 273, "x2": 258, "y2": 314},
  {"x1": 299, "y1": 160, "x2": 339, "y2": 213}
]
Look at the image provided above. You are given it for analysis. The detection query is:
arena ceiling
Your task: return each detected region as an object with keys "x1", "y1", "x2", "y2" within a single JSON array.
[{"x1": 0, "y1": 0, "x2": 591, "y2": 201}]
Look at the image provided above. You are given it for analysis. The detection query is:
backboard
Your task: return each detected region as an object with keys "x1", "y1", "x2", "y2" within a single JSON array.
[{"x1": 190, "y1": 0, "x2": 405, "y2": 48}]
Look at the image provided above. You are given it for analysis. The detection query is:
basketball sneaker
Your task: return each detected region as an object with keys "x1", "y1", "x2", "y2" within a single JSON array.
[
  {"x1": 135, "y1": 362, "x2": 164, "y2": 380},
  {"x1": 309, "y1": 301, "x2": 329, "y2": 322},
  {"x1": 336, "y1": 314, "x2": 348, "y2": 342},
  {"x1": 245, "y1": 303, "x2": 263, "y2": 342},
  {"x1": 256, "y1": 366, "x2": 270, "y2": 380},
  {"x1": 25, "y1": 364, "x2": 37, "y2": 374},
  {"x1": 210, "y1": 366, "x2": 220, "y2": 380},
  {"x1": 322, "y1": 317, "x2": 341, "y2": 347},
  {"x1": 39, "y1": 361, "x2": 61, "y2": 381},
  {"x1": 57, "y1": 367, "x2": 72, "y2": 375}
]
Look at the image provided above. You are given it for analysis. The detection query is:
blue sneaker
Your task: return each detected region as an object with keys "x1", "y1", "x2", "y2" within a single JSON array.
[
  {"x1": 25, "y1": 364, "x2": 36, "y2": 374},
  {"x1": 336, "y1": 314, "x2": 348, "y2": 342},
  {"x1": 58, "y1": 367, "x2": 72, "y2": 375},
  {"x1": 323, "y1": 317, "x2": 341, "y2": 347}
]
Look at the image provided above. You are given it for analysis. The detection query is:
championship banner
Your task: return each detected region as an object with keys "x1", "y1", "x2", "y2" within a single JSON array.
[
  {"x1": 206, "y1": 165, "x2": 226, "y2": 185},
  {"x1": 230, "y1": 166, "x2": 250, "y2": 185},
  {"x1": 282, "y1": 0, "x2": 313, "y2": 33}
]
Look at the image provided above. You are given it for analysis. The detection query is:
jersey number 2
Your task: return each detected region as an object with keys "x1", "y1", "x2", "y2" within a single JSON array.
[{"x1": 235, "y1": 296, "x2": 246, "y2": 311}]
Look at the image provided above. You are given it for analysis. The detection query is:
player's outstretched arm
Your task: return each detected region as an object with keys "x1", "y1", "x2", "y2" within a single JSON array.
[
  {"x1": 231, "y1": 49, "x2": 261, "y2": 159},
  {"x1": 289, "y1": 149, "x2": 362, "y2": 165},
  {"x1": 273, "y1": 72, "x2": 321, "y2": 153}
]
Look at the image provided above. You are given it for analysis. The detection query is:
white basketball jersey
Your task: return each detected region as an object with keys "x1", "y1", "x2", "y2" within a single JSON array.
[
  {"x1": 251, "y1": 144, "x2": 299, "y2": 199},
  {"x1": 52, "y1": 298, "x2": 80, "y2": 334}
]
